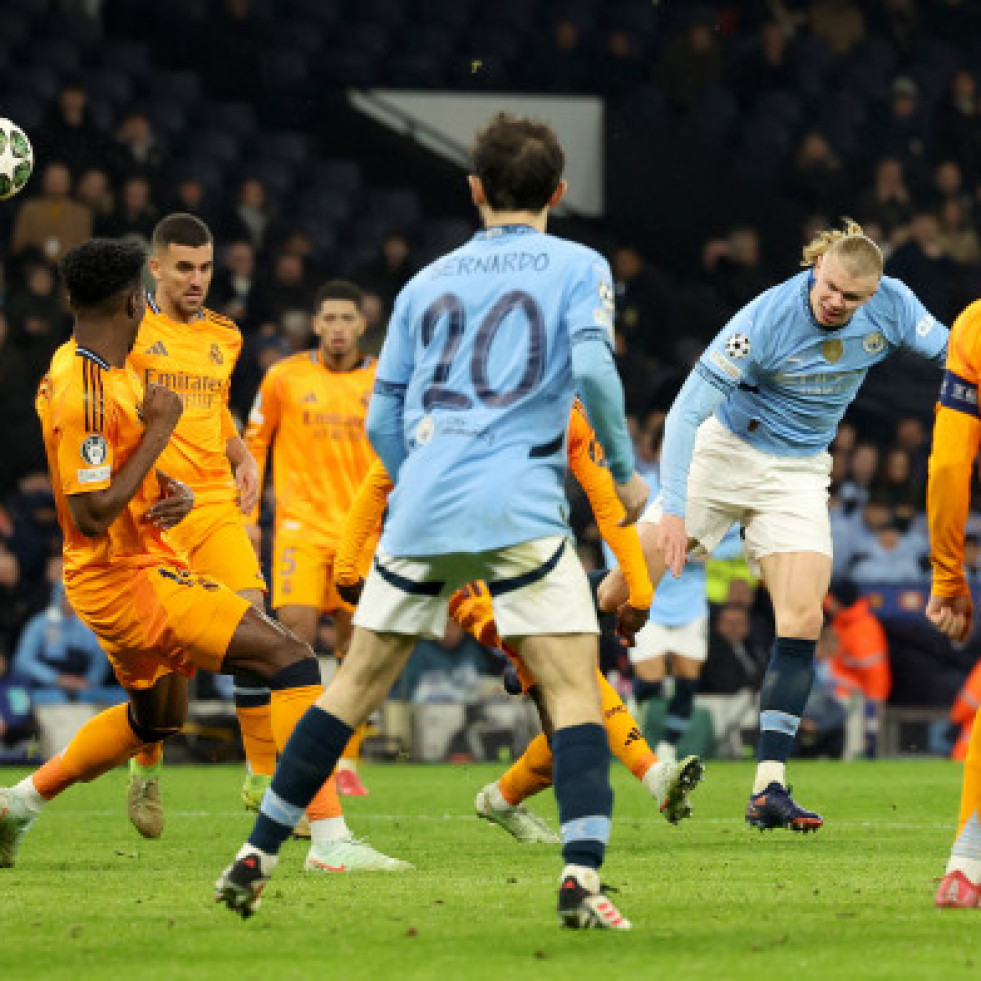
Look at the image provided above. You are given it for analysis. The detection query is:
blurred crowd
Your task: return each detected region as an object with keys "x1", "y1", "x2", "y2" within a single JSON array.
[{"x1": 3, "y1": 0, "x2": 981, "y2": 757}]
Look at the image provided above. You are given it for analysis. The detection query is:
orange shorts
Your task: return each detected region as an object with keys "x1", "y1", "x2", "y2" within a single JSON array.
[
  {"x1": 166, "y1": 500, "x2": 266, "y2": 595},
  {"x1": 66, "y1": 563, "x2": 251, "y2": 691},
  {"x1": 272, "y1": 528, "x2": 375, "y2": 614}
]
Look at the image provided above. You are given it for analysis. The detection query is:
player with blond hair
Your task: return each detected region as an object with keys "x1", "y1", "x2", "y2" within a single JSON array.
[
  {"x1": 924, "y1": 298, "x2": 981, "y2": 908},
  {"x1": 600, "y1": 218, "x2": 948, "y2": 831}
]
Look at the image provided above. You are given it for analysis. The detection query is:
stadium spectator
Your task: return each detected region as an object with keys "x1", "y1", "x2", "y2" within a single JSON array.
[
  {"x1": 934, "y1": 70, "x2": 981, "y2": 180},
  {"x1": 95, "y1": 175, "x2": 158, "y2": 246},
  {"x1": 222, "y1": 177, "x2": 282, "y2": 259},
  {"x1": 856, "y1": 157, "x2": 914, "y2": 244},
  {"x1": 265, "y1": 251, "x2": 315, "y2": 322},
  {"x1": 786, "y1": 130, "x2": 850, "y2": 216},
  {"x1": 0, "y1": 652, "x2": 37, "y2": 763},
  {"x1": 10, "y1": 163, "x2": 92, "y2": 266},
  {"x1": 353, "y1": 231, "x2": 417, "y2": 315},
  {"x1": 610, "y1": 245, "x2": 675, "y2": 365},
  {"x1": 872, "y1": 446, "x2": 923, "y2": 510},
  {"x1": 544, "y1": 20, "x2": 591, "y2": 94},
  {"x1": 34, "y1": 80, "x2": 107, "y2": 180},
  {"x1": 847, "y1": 502, "x2": 928, "y2": 586},
  {"x1": 886, "y1": 209, "x2": 957, "y2": 323},
  {"x1": 596, "y1": 29, "x2": 645, "y2": 101},
  {"x1": 732, "y1": 20, "x2": 798, "y2": 107},
  {"x1": 210, "y1": 239, "x2": 273, "y2": 332},
  {"x1": 75, "y1": 168, "x2": 115, "y2": 227},
  {"x1": 10, "y1": 577, "x2": 123, "y2": 706},
  {"x1": 701, "y1": 604, "x2": 766, "y2": 695},
  {"x1": 5, "y1": 258, "x2": 70, "y2": 384},
  {"x1": 0, "y1": 313, "x2": 44, "y2": 497},
  {"x1": 825, "y1": 578, "x2": 891, "y2": 757},
  {"x1": 167, "y1": 174, "x2": 223, "y2": 231},
  {"x1": 808, "y1": 0, "x2": 866, "y2": 57},
  {"x1": 652, "y1": 9, "x2": 725, "y2": 110},
  {"x1": 862, "y1": 77, "x2": 933, "y2": 185},
  {"x1": 106, "y1": 110, "x2": 166, "y2": 193}
]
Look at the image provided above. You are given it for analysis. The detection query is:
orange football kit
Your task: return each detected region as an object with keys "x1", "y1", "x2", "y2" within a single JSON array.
[
  {"x1": 244, "y1": 350, "x2": 378, "y2": 612},
  {"x1": 929, "y1": 299, "x2": 981, "y2": 836},
  {"x1": 128, "y1": 296, "x2": 264, "y2": 594},
  {"x1": 31, "y1": 339, "x2": 337, "y2": 820}
]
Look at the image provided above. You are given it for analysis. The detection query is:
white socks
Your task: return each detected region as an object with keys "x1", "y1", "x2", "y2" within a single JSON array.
[{"x1": 753, "y1": 761, "x2": 786, "y2": 794}]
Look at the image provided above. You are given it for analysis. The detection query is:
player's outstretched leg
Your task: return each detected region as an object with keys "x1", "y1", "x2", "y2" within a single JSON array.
[
  {"x1": 305, "y1": 835, "x2": 412, "y2": 872},
  {"x1": 475, "y1": 732, "x2": 558, "y2": 843},
  {"x1": 3, "y1": 703, "x2": 171, "y2": 867},
  {"x1": 557, "y1": 865, "x2": 631, "y2": 930}
]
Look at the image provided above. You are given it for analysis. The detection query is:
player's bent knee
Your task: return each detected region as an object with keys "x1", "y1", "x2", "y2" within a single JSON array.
[
  {"x1": 268, "y1": 653, "x2": 321, "y2": 691},
  {"x1": 777, "y1": 607, "x2": 824, "y2": 640}
]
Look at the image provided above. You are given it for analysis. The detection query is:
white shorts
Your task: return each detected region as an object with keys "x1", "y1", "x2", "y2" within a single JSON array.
[
  {"x1": 643, "y1": 416, "x2": 832, "y2": 576},
  {"x1": 629, "y1": 616, "x2": 709, "y2": 664},
  {"x1": 352, "y1": 535, "x2": 599, "y2": 640}
]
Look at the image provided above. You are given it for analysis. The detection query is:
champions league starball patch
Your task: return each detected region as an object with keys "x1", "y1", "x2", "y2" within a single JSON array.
[
  {"x1": 80, "y1": 434, "x2": 108, "y2": 466},
  {"x1": 724, "y1": 333, "x2": 751, "y2": 359}
]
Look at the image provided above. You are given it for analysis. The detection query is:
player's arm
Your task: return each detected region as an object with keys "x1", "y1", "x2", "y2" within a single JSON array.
[
  {"x1": 367, "y1": 292, "x2": 413, "y2": 480},
  {"x1": 567, "y1": 407, "x2": 653, "y2": 642},
  {"x1": 926, "y1": 306, "x2": 981, "y2": 641},
  {"x1": 242, "y1": 370, "x2": 282, "y2": 527},
  {"x1": 894, "y1": 280, "x2": 949, "y2": 365},
  {"x1": 223, "y1": 406, "x2": 260, "y2": 514},
  {"x1": 569, "y1": 417, "x2": 653, "y2": 643},
  {"x1": 334, "y1": 460, "x2": 394, "y2": 605},
  {"x1": 68, "y1": 382, "x2": 184, "y2": 536}
]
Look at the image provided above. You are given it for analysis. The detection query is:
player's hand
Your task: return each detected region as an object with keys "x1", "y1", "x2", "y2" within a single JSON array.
[
  {"x1": 141, "y1": 382, "x2": 183, "y2": 437},
  {"x1": 655, "y1": 513, "x2": 689, "y2": 579},
  {"x1": 615, "y1": 602, "x2": 649, "y2": 646},
  {"x1": 336, "y1": 577, "x2": 365, "y2": 607},
  {"x1": 145, "y1": 469, "x2": 194, "y2": 529},
  {"x1": 615, "y1": 472, "x2": 649, "y2": 527},
  {"x1": 926, "y1": 592, "x2": 974, "y2": 644},
  {"x1": 234, "y1": 452, "x2": 260, "y2": 514},
  {"x1": 245, "y1": 523, "x2": 262, "y2": 557}
]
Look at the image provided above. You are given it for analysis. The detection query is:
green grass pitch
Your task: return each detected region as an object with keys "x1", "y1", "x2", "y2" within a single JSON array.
[{"x1": 0, "y1": 759, "x2": 978, "y2": 980}]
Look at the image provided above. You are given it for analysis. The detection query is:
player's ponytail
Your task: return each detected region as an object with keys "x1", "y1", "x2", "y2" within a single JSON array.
[{"x1": 800, "y1": 217, "x2": 883, "y2": 277}]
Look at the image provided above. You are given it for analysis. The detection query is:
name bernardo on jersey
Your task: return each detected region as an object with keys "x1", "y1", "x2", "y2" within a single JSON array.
[{"x1": 430, "y1": 250, "x2": 550, "y2": 279}]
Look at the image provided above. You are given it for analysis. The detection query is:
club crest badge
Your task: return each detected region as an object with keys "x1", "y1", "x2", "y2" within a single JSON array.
[
  {"x1": 821, "y1": 339, "x2": 843, "y2": 363},
  {"x1": 80, "y1": 434, "x2": 108, "y2": 466},
  {"x1": 863, "y1": 331, "x2": 885, "y2": 354}
]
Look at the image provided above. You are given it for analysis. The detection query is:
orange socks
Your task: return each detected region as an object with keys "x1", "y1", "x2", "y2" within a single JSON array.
[
  {"x1": 32, "y1": 704, "x2": 147, "y2": 800},
  {"x1": 599, "y1": 672, "x2": 657, "y2": 780},
  {"x1": 498, "y1": 732, "x2": 554, "y2": 805},
  {"x1": 958, "y1": 706, "x2": 981, "y2": 835},
  {"x1": 339, "y1": 722, "x2": 366, "y2": 764},
  {"x1": 236, "y1": 704, "x2": 277, "y2": 777},
  {"x1": 270, "y1": 684, "x2": 342, "y2": 820},
  {"x1": 133, "y1": 741, "x2": 163, "y2": 771}
]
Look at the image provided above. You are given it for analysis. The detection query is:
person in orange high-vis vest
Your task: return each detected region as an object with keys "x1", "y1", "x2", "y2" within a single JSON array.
[
  {"x1": 335, "y1": 400, "x2": 706, "y2": 841},
  {"x1": 824, "y1": 582, "x2": 891, "y2": 758},
  {"x1": 949, "y1": 660, "x2": 981, "y2": 761},
  {"x1": 925, "y1": 297, "x2": 981, "y2": 908}
]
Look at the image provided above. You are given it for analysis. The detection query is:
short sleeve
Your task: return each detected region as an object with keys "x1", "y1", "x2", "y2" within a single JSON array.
[
  {"x1": 563, "y1": 252, "x2": 615, "y2": 349},
  {"x1": 56, "y1": 390, "x2": 114, "y2": 495}
]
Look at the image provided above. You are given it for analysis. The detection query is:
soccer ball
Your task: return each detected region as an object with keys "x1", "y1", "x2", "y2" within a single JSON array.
[{"x1": 0, "y1": 119, "x2": 34, "y2": 201}]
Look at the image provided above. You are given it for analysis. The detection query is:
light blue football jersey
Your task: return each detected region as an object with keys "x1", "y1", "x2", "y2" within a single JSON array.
[
  {"x1": 374, "y1": 224, "x2": 622, "y2": 556},
  {"x1": 697, "y1": 269, "x2": 948, "y2": 455}
]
